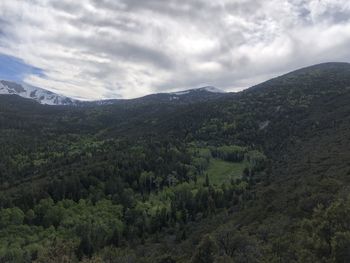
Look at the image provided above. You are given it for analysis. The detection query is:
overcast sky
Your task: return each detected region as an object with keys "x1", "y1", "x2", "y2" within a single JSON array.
[{"x1": 0, "y1": 0, "x2": 350, "y2": 99}]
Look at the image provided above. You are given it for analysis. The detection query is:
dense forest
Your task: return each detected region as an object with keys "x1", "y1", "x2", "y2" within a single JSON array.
[{"x1": 1, "y1": 62, "x2": 350, "y2": 262}]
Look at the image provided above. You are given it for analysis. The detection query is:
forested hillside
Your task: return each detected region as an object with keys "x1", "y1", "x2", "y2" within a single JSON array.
[{"x1": 1, "y1": 62, "x2": 350, "y2": 262}]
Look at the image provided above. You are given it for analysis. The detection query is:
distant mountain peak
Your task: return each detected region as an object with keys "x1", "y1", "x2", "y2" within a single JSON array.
[
  {"x1": 0, "y1": 80, "x2": 77, "y2": 105},
  {"x1": 171, "y1": 86, "x2": 225, "y2": 95},
  {"x1": 197, "y1": 86, "x2": 225, "y2": 93}
]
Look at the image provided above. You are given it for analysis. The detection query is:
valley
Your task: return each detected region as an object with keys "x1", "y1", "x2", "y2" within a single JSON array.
[{"x1": 1, "y1": 62, "x2": 350, "y2": 262}]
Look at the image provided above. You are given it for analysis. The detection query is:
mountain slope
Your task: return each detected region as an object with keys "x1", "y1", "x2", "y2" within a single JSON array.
[
  {"x1": 0, "y1": 80, "x2": 77, "y2": 105},
  {"x1": 249, "y1": 62, "x2": 350, "y2": 94}
]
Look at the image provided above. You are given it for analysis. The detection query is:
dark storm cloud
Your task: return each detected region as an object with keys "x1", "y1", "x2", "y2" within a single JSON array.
[{"x1": 0, "y1": 0, "x2": 350, "y2": 99}]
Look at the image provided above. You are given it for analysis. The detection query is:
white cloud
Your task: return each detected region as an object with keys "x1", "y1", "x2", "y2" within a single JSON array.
[{"x1": 0, "y1": 0, "x2": 350, "y2": 99}]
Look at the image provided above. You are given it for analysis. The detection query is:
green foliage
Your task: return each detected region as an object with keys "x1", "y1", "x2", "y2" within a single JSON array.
[
  {"x1": 1, "y1": 63, "x2": 350, "y2": 261},
  {"x1": 211, "y1": 145, "x2": 247, "y2": 162},
  {"x1": 204, "y1": 159, "x2": 246, "y2": 185},
  {"x1": 192, "y1": 235, "x2": 218, "y2": 263},
  {"x1": 0, "y1": 207, "x2": 24, "y2": 227}
]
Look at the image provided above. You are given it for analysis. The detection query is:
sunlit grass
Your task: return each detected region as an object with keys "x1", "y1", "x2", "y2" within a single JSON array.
[{"x1": 200, "y1": 159, "x2": 247, "y2": 185}]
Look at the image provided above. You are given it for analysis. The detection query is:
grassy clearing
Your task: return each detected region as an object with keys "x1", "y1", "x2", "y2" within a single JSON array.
[{"x1": 201, "y1": 159, "x2": 247, "y2": 185}]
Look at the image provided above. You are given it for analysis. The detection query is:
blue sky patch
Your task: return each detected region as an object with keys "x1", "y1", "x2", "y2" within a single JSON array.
[{"x1": 0, "y1": 53, "x2": 44, "y2": 82}]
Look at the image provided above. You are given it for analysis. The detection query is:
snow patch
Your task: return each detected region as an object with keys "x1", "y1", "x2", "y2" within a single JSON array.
[
  {"x1": 170, "y1": 86, "x2": 225, "y2": 96},
  {"x1": 169, "y1": 96, "x2": 180, "y2": 101},
  {"x1": 199, "y1": 86, "x2": 225, "y2": 93},
  {"x1": 171, "y1": 91, "x2": 190, "y2": 96},
  {"x1": 0, "y1": 80, "x2": 77, "y2": 105}
]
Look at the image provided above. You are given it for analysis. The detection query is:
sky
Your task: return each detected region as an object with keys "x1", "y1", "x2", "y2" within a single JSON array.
[
  {"x1": 0, "y1": 0, "x2": 350, "y2": 100},
  {"x1": 0, "y1": 54, "x2": 44, "y2": 82}
]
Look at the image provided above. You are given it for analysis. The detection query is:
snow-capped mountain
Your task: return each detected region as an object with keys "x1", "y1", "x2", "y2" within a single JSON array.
[
  {"x1": 0, "y1": 80, "x2": 77, "y2": 105},
  {"x1": 171, "y1": 86, "x2": 225, "y2": 96},
  {"x1": 94, "y1": 86, "x2": 227, "y2": 105},
  {"x1": 0, "y1": 80, "x2": 227, "y2": 106}
]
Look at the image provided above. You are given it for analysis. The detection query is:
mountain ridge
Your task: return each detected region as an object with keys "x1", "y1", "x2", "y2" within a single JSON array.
[
  {"x1": 0, "y1": 80, "x2": 227, "y2": 106},
  {"x1": 2, "y1": 62, "x2": 350, "y2": 106}
]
